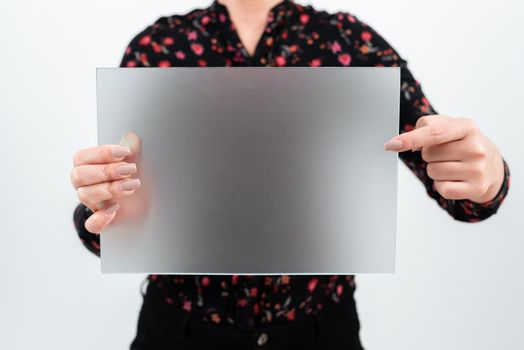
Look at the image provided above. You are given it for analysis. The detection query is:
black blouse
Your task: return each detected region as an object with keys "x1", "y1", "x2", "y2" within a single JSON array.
[{"x1": 73, "y1": 0, "x2": 510, "y2": 328}]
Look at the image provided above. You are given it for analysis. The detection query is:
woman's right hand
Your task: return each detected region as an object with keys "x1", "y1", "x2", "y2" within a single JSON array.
[{"x1": 71, "y1": 132, "x2": 142, "y2": 234}]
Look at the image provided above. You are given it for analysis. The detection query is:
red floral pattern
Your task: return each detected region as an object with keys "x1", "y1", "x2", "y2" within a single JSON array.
[{"x1": 74, "y1": 0, "x2": 510, "y2": 328}]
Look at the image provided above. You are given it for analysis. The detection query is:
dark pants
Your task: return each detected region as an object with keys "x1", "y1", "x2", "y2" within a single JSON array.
[{"x1": 130, "y1": 281, "x2": 365, "y2": 350}]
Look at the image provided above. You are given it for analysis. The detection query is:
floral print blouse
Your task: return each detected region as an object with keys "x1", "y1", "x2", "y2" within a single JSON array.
[{"x1": 73, "y1": 0, "x2": 510, "y2": 328}]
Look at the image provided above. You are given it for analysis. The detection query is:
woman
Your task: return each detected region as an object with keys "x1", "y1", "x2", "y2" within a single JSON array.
[{"x1": 70, "y1": 0, "x2": 510, "y2": 349}]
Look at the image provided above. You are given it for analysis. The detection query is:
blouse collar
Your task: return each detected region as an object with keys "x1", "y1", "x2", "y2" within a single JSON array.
[
  {"x1": 206, "y1": 0, "x2": 298, "y2": 63},
  {"x1": 209, "y1": 0, "x2": 296, "y2": 26}
]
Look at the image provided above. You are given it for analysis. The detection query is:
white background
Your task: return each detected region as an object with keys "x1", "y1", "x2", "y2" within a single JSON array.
[{"x1": 1, "y1": 0, "x2": 523, "y2": 349}]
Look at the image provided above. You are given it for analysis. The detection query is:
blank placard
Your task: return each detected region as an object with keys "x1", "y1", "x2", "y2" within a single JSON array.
[{"x1": 96, "y1": 67, "x2": 399, "y2": 274}]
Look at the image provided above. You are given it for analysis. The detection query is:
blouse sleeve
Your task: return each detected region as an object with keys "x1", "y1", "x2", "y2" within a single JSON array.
[
  {"x1": 343, "y1": 13, "x2": 510, "y2": 222},
  {"x1": 73, "y1": 203, "x2": 101, "y2": 257}
]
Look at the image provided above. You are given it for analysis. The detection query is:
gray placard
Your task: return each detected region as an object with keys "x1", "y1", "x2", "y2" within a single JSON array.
[{"x1": 96, "y1": 67, "x2": 399, "y2": 274}]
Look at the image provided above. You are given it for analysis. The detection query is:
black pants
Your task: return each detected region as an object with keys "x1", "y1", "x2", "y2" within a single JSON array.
[{"x1": 130, "y1": 281, "x2": 364, "y2": 350}]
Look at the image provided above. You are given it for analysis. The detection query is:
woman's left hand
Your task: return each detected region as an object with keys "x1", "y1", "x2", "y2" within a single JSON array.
[{"x1": 384, "y1": 115, "x2": 505, "y2": 203}]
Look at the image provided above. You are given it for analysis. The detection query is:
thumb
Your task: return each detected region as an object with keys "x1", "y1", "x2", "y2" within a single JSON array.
[
  {"x1": 85, "y1": 202, "x2": 120, "y2": 234},
  {"x1": 119, "y1": 131, "x2": 141, "y2": 165}
]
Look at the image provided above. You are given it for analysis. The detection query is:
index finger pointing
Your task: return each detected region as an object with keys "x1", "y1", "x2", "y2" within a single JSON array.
[{"x1": 385, "y1": 119, "x2": 471, "y2": 152}]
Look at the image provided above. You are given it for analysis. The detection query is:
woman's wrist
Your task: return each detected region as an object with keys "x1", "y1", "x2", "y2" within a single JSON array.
[
  {"x1": 471, "y1": 156, "x2": 510, "y2": 208},
  {"x1": 471, "y1": 152, "x2": 505, "y2": 204}
]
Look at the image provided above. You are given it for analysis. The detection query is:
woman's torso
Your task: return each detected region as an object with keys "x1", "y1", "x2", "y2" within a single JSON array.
[{"x1": 119, "y1": 0, "x2": 395, "y2": 328}]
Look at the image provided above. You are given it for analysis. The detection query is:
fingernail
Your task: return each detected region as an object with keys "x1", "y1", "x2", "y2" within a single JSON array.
[
  {"x1": 112, "y1": 145, "x2": 132, "y2": 159},
  {"x1": 117, "y1": 163, "x2": 137, "y2": 176},
  {"x1": 120, "y1": 178, "x2": 141, "y2": 191},
  {"x1": 103, "y1": 202, "x2": 119, "y2": 215},
  {"x1": 120, "y1": 132, "x2": 135, "y2": 148},
  {"x1": 384, "y1": 139, "x2": 403, "y2": 151},
  {"x1": 96, "y1": 201, "x2": 106, "y2": 210}
]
